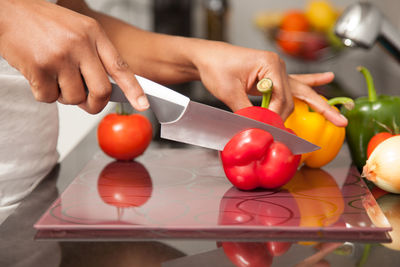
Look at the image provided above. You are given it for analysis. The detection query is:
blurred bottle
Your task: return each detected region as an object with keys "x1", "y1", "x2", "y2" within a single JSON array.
[
  {"x1": 203, "y1": 0, "x2": 230, "y2": 41},
  {"x1": 153, "y1": 0, "x2": 192, "y2": 36}
]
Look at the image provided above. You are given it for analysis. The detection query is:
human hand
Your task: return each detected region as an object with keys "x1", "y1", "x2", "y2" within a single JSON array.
[
  {"x1": 289, "y1": 73, "x2": 347, "y2": 127},
  {"x1": 0, "y1": 0, "x2": 149, "y2": 113},
  {"x1": 192, "y1": 41, "x2": 346, "y2": 127}
]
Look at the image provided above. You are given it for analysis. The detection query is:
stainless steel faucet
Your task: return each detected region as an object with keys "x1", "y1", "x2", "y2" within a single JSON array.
[{"x1": 335, "y1": 2, "x2": 400, "y2": 62}]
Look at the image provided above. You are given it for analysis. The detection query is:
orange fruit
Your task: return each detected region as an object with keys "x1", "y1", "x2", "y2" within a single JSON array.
[
  {"x1": 280, "y1": 10, "x2": 310, "y2": 32},
  {"x1": 277, "y1": 11, "x2": 310, "y2": 56}
]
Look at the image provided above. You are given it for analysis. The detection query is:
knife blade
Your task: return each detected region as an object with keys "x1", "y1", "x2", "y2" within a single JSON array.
[{"x1": 108, "y1": 76, "x2": 319, "y2": 154}]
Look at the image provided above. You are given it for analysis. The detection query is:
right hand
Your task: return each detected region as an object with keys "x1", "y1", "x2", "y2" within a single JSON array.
[
  {"x1": 192, "y1": 41, "x2": 347, "y2": 126},
  {"x1": 0, "y1": 0, "x2": 149, "y2": 113}
]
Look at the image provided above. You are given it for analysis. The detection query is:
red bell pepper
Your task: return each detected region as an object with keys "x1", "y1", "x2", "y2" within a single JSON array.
[
  {"x1": 220, "y1": 78, "x2": 301, "y2": 190},
  {"x1": 220, "y1": 242, "x2": 274, "y2": 267},
  {"x1": 220, "y1": 241, "x2": 293, "y2": 267},
  {"x1": 217, "y1": 186, "x2": 294, "y2": 265}
]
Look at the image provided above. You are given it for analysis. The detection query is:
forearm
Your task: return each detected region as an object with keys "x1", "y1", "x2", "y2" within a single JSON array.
[
  {"x1": 92, "y1": 12, "x2": 202, "y2": 84},
  {"x1": 58, "y1": 0, "x2": 203, "y2": 84}
]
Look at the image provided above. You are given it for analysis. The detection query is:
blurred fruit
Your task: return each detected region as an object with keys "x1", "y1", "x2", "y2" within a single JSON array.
[
  {"x1": 254, "y1": 2, "x2": 343, "y2": 61},
  {"x1": 254, "y1": 11, "x2": 283, "y2": 30},
  {"x1": 280, "y1": 10, "x2": 310, "y2": 31},
  {"x1": 327, "y1": 24, "x2": 345, "y2": 49},
  {"x1": 305, "y1": 0, "x2": 338, "y2": 32},
  {"x1": 277, "y1": 10, "x2": 310, "y2": 56},
  {"x1": 301, "y1": 32, "x2": 329, "y2": 60}
]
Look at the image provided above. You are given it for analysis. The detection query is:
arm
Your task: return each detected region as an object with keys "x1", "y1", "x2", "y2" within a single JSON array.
[
  {"x1": 60, "y1": 1, "x2": 346, "y2": 125},
  {"x1": 5, "y1": 0, "x2": 345, "y2": 126},
  {"x1": 58, "y1": 0, "x2": 200, "y2": 85}
]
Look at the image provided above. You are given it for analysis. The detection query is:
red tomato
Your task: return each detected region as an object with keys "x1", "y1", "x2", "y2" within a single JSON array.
[
  {"x1": 367, "y1": 132, "x2": 395, "y2": 159},
  {"x1": 97, "y1": 113, "x2": 152, "y2": 161}
]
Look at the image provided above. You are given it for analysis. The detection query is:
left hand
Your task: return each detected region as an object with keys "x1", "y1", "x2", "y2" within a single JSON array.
[{"x1": 192, "y1": 41, "x2": 347, "y2": 127}]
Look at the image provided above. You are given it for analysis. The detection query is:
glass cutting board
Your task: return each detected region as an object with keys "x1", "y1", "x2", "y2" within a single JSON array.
[{"x1": 35, "y1": 148, "x2": 391, "y2": 242}]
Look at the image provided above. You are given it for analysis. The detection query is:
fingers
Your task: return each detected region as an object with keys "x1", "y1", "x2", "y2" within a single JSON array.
[
  {"x1": 290, "y1": 72, "x2": 335, "y2": 87},
  {"x1": 57, "y1": 65, "x2": 86, "y2": 105},
  {"x1": 78, "y1": 52, "x2": 112, "y2": 114},
  {"x1": 28, "y1": 70, "x2": 60, "y2": 103},
  {"x1": 267, "y1": 75, "x2": 293, "y2": 120},
  {"x1": 307, "y1": 97, "x2": 348, "y2": 127},
  {"x1": 228, "y1": 92, "x2": 253, "y2": 112},
  {"x1": 224, "y1": 80, "x2": 253, "y2": 112},
  {"x1": 259, "y1": 55, "x2": 294, "y2": 120},
  {"x1": 286, "y1": 71, "x2": 347, "y2": 127},
  {"x1": 29, "y1": 27, "x2": 148, "y2": 114},
  {"x1": 289, "y1": 78, "x2": 348, "y2": 127},
  {"x1": 95, "y1": 29, "x2": 149, "y2": 111}
]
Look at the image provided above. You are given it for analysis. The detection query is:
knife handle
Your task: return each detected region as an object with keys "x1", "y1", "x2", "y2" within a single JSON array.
[
  {"x1": 108, "y1": 76, "x2": 190, "y2": 123},
  {"x1": 135, "y1": 75, "x2": 189, "y2": 108},
  {"x1": 84, "y1": 75, "x2": 190, "y2": 108}
]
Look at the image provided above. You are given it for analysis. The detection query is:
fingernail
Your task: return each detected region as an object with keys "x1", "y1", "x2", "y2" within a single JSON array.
[
  {"x1": 339, "y1": 114, "x2": 348, "y2": 126},
  {"x1": 137, "y1": 95, "x2": 150, "y2": 109}
]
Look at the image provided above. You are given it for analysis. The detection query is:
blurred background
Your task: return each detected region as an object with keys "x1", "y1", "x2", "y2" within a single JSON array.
[{"x1": 57, "y1": 0, "x2": 400, "y2": 160}]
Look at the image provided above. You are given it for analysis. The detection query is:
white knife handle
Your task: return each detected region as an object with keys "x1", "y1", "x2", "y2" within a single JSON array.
[
  {"x1": 135, "y1": 75, "x2": 189, "y2": 108},
  {"x1": 107, "y1": 76, "x2": 190, "y2": 123},
  {"x1": 108, "y1": 75, "x2": 190, "y2": 108}
]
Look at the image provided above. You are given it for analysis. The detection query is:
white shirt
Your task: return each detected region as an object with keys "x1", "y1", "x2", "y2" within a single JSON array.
[
  {"x1": 0, "y1": 0, "x2": 59, "y2": 223},
  {"x1": 0, "y1": 60, "x2": 59, "y2": 206}
]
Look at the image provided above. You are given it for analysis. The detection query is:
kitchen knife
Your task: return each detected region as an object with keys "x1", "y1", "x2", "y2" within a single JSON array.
[{"x1": 107, "y1": 75, "x2": 319, "y2": 154}]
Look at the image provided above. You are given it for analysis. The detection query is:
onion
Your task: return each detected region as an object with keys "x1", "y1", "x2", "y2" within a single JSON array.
[
  {"x1": 362, "y1": 135, "x2": 400, "y2": 194},
  {"x1": 377, "y1": 194, "x2": 400, "y2": 251}
]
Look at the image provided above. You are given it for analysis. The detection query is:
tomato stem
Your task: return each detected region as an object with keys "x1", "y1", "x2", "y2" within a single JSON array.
[
  {"x1": 116, "y1": 103, "x2": 130, "y2": 115},
  {"x1": 257, "y1": 78, "x2": 273, "y2": 109},
  {"x1": 116, "y1": 103, "x2": 122, "y2": 114}
]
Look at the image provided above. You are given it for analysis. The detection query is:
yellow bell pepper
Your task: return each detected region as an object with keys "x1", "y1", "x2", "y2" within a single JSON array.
[{"x1": 284, "y1": 97, "x2": 353, "y2": 168}]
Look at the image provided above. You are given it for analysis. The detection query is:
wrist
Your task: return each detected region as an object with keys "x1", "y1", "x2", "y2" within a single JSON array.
[
  {"x1": 185, "y1": 38, "x2": 228, "y2": 78},
  {"x1": 166, "y1": 35, "x2": 202, "y2": 81}
]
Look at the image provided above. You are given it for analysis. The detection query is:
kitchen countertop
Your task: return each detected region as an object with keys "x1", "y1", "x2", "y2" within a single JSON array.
[{"x1": 1, "y1": 128, "x2": 400, "y2": 267}]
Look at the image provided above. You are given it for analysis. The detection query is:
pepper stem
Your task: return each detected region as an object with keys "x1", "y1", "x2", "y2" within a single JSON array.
[
  {"x1": 257, "y1": 78, "x2": 273, "y2": 108},
  {"x1": 356, "y1": 244, "x2": 371, "y2": 267},
  {"x1": 357, "y1": 66, "x2": 377, "y2": 102},
  {"x1": 327, "y1": 97, "x2": 355, "y2": 110}
]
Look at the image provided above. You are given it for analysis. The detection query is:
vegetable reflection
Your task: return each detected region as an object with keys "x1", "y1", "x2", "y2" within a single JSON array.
[{"x1": 97, "y1": 161, "x2": 153, "y2": 219}]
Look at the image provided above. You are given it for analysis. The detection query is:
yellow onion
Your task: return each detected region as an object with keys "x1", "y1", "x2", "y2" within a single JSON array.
[{"x1": 362, "y1": 136, "x2": 400, "y2": 194}]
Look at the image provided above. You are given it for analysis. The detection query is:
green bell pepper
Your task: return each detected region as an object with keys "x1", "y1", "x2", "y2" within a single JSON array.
[{"x1": 341, "y1": 66, "x2": 400, "y2": 171}]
